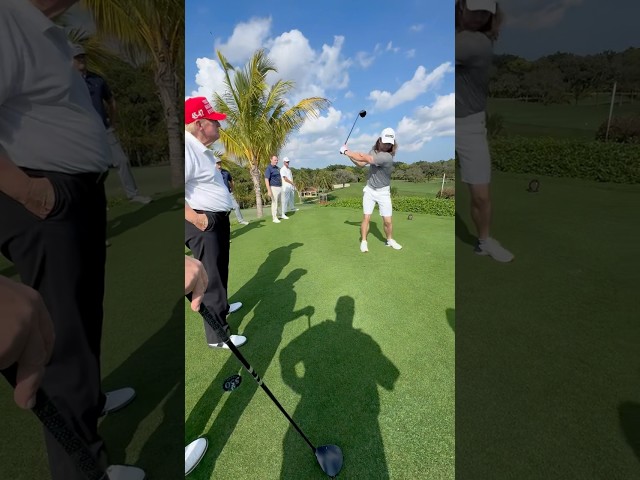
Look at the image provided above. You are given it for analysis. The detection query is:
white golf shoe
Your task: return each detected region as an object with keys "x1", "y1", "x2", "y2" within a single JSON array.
[
  {"x1": 385, "y1": 239, "x2": 402, "y2": 250},
  {"x1": 360, "y1": 241, "x2": 368, "y2": 253},
  {"x1": 208, "y1": 335, "x2": 247, "y2": 350},
  {"x1": 101, "y1": 387, "x2": 136, "y2": 416},
  {"x1": 228, "y1": 302, "x2": 242, "y2": 314},
  {"x1": 185, "y1": 438, "x2": 208, "y2": 476}
]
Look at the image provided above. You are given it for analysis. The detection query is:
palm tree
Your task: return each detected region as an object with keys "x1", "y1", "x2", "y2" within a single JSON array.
[
  {"x1": 80, "y1": 0, "x2": 184, "y2": 187},
  {"x1": 213, "y1": 49, "x2": 330, "y2": 217}
]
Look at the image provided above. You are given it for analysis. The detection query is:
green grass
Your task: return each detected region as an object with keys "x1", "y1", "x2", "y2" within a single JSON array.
[
  {"x1": 0, "y1": 169, "x2": 185, "y2": 478},
  {"x1": 455, "y1": 171, "x2": 640, "y2": 479},
  {"x1": 488, "y1": 98, "x2": 640, "y2": 140},
  {"x1": 185, "y1": 207, "x2": 454, "y2": 479},
  {"x1": 328, "y1": 179, "x2": 450, "y2": 200}
]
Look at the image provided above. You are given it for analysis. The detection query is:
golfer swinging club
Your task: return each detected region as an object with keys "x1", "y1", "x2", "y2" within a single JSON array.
[{"x1": 340, "y1": 128, "x2": 402, "y2": 252}]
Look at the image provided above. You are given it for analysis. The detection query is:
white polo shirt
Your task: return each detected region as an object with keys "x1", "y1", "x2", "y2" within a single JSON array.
[
  {"x1": 0, "y1": 0, "x2": 110, "y2": 173},
  {"x1": 280, "y1": 165, "x2": 293, "y2": 189},
  {"x1": 185, "y1": 131, "x2": 233, "y2": 212}
]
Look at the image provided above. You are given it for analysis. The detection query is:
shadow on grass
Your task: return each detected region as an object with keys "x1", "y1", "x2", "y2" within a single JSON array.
[
  {"x1": 230, "y1": 218, "x2": 265, "y2": 240},
  {"x1": 344, "y1": 220, "x2": 386, "y2": 244},
  {"x1": 447, "y1": 308, "x2": 455, "y2": 333},
  {"x1": 107, "y1": 191, "x2": 182, "y2": 240},
  {"x1": 619, "y1": 401, "x2": 640, "y2": 465},
  {"x1": 455, "y1": 212, "x2": 476, "y2": 247},
  {"x1": 99, "y1": 299, "x2": 184, "y2": 478},
  {"x1": 279, "y1": 296, "x2": 399, "y2": 479},
  {"x1": 186, "y1": 243, "x2": 309, "y2": 476}
]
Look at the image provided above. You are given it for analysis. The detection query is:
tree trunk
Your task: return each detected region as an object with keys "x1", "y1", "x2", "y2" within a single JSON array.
[
  {"x1": 155, "y1": 55, "x2": 184, "y2": 189},
  {"x1": 250, "y1": 163, "x2": 264, "y2": 218}
]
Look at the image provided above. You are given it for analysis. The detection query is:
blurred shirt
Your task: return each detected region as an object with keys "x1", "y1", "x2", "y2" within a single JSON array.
[
  {"x1": 264, "y1": 164, "x2": 282, "y2": 187},
  {"x1": 367, "y1": 150, "x2": 394, "y2": 189},
  {"x1": 280, "y1": 165, "x2": 294, "y2": 189},
  {"x1": 185, "y1": 132, "x2": 232, "y2": 212},
  {"x1": 455, "y1": 30, "x2": 493, "y2": 118}
]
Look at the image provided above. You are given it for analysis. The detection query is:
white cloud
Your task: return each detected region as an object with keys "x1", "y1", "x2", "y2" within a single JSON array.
[
  {"x1": 299, "y1": 107, "x2": 342, "y2": 135},
  {"x1": 355, "y1": 51, "x2": 375, "y2": 68},
  {"x1": 368, "y1": 62, "x2": 453, "y2": 111},
  {"x1": 214, "y1": 17, "x2": 272, "y2": 63},
  {"x1": 410, "y1": 24, "x2": 424, "y2": 32},
  {"x1": 406, "y1": 49, "x2": 416, "y2": 59},
  {"x1": 396, "y1": 94, "x2": 455, "y2": 152},
  {"x1": 190, "y1": 57, "x2": 226, "y2": 101},
  {"x1": 385, "y1": 41, "x2": 400, "y2": 53},
  {"x1": 344, "y1": 91, "x2": 354, "y2": 99}
]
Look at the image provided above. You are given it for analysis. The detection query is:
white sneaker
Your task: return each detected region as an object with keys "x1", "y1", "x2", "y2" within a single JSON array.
[
  {"x1": 475, "y1": 237, "x2": 514, "y2": 262},
  {"x1": 385, "y1": 239, "x2": 402, "y2": 250},
  {"x1": 280, "y1": 214, "x2": 289, "y2": 219},
  {"x1": 273, "y1": 218, "x2": 281, "y2": 223},
  {"x1": 106, "y1": 464, "x2": 146, "y2": 480},
  {"x1": 228, "y1": 302, "x2": 242, "y2": 314},
  {"x1": 185, "y1": 438, "x2": 208, "y2": 476},
  {"x1": 360, "y1": 241, "x2": 368, "y2": 253},
  {"x1": 239, "y1": 221, "x2": 249, "y2": 225},
  {"x1": 129, "y1": 195, "x2": 152, "y2": 205},
  {"x1": 208, "y1": 335, "x2": 247, "y2": 349},
  {"x1": 101, "y1": 387, "x2": 136, "y2": 416}
]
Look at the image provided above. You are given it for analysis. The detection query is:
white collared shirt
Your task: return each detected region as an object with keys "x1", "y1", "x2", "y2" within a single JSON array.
[
  {"x1": 184, "y1": 131, "x2": 233, "y2": 212},
  {"x1": 0, "y1": 0, "x2": 110, "y2": 173},
  {"x1": 280, "y1": 165, "x2": 293, "y2": 189}
]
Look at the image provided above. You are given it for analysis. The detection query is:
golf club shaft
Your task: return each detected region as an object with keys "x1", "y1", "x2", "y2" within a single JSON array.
[
  {"x1": 198, "y1": 304, "x2": 317, "y2": 453},
  {"x1": 343, "y1": 116, "x2": 360, "y2": 145},
  {"x1": 2, "y1": 365, "x2": 108, "y2": 480}
]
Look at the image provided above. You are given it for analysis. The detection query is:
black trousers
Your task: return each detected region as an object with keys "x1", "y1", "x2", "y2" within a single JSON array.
[
  {"x1": 185, "y1": 210, "x2": 231, "y2": 344},
  {"x1": 0, "y1": 170, "x2": 109, "y2": 479}
]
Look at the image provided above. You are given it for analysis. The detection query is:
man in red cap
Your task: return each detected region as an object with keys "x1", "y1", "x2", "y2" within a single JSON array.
[{"x1": 184, "y1": 97, "x2": 247, "y2": 349}]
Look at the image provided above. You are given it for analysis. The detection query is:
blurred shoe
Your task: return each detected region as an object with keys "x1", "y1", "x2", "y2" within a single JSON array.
[
  {"x1": 129, "y1": 195, "x2": 152, "y2": 204},
  {"x1": 239, "y1": 220, "x2": 249, "y2": 225},
  {"x1": 209, "y1": 335, "x2": 246, "y2": 349},
  {"x1": 360, "y1": 241, "x2": 368, "y2": 253},
  {"x1": 280, "y1": 214, "x2": 289, "y2": 219},
  {"x1": 229, "y1": 302, "x2": 242, "y2": 314},
  {"x1": 185, "y1": 438, "x2": 208, "y2": 476},
  {"x1": 273, "y1": 217, "x2": 281, "y2": 223},
  {"x1": 385, "y1": 239, "x2": 402, "y2": 250},
  {"x1": 475, "y1": 237, "x2": 514, "y2": 262},
  {"x1": 101, "y1": 387, "x2": 136, "y2": 416},
  {"x1": 106, "y1": 465, "x2": 146, "y2": 480}
]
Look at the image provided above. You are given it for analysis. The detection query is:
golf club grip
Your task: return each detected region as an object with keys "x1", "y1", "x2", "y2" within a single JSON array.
[
  {"x1": 198, "y1": 306, "x2": 316, "y2": 453},
  {"x1": 198, "y1": 303, "x2": 231, "y2": 342},
  {"x1": 1, "y1": 364, "x2": 108, "y2": 480}
]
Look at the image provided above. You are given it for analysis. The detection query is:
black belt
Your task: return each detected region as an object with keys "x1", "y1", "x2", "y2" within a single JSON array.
[
  {"x1": 22, "y1": 168, "x2": 109, "y2": 184},
  {"x1": 194, "y1": 209, "x2": 231, "y2": 217}
]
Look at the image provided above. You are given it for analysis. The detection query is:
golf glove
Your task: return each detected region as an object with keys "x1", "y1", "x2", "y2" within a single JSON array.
[{"x1": 339, "y1": 145, "x2": 348, "y2": 155}]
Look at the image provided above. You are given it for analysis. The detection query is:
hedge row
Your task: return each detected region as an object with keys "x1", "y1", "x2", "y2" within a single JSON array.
[
  {"x1": 490, "y1": 137, "x2": 640, "y2": 183},
  {"x1": 326, "y1": 196, "x2": 455, "y2": 217}
]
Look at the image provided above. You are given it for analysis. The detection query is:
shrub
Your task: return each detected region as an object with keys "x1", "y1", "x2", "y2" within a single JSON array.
[
  {"x1": 390, "y1": 186, "x2": 398, "y2": 197},
  {"x1": 595, "y1": 115, "x2": 640, "y2": 144},
  {"x1": 485, "y1": 112, "x2": 505, "y2": 139},
  {"x1": 490, "y1": 136, "x2": 640, "y2": 183},
  {"x1": 326, "y1": 196, "x2": 454, "y2": 216},
  {"x1": 436, "y1": 187, "x2": 455, "y2": 199}
]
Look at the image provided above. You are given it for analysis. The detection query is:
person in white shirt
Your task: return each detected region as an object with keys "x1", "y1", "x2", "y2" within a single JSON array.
[
  {"x1": 280, "y1": 157, "x2": 298, "y2": 213},
  {"x1": 184, "y1": 96, "x2": 247, "y2": 350},
  {"x1": 0, "y1": 1, "x2": 143, "y2": 479}
]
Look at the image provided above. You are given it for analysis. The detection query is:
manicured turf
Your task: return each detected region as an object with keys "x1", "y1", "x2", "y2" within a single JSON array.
[
  {"x1": 488, "y1": 98, "x2": 640, "y2": 140},
  {"x1": 455, "y1": 171, "x2": 640, "y2": 479},
  {"x1": 0, "y1": 178, "x2": 185, "y2": 478},
  {"x1": 328, "y1": 179, "x2": 451, "y2": 200},
  {"x1": 185, "y1": 206, "x2": 455, "y2": 479}
]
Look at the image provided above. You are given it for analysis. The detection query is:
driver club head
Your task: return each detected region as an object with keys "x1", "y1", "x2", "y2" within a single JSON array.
[
  {"x1": 315, "y1": 444, "x2": 343, "y2": 478},
  {"x1": 359, "y1": 110, "x2": 366, "y2": 118}
]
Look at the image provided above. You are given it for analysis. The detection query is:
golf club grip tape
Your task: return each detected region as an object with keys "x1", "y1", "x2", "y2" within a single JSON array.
[
  {"x1": 2, "y1": 365, "x2": 107, "y2": 480},
  {"x1": 199, "y1": 304, "x2": 230, "y2": 341}
]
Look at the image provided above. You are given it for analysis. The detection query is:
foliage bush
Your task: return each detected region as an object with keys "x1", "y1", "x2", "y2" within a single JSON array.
[
  {"x1": 436, "y1": 187, "x2": 455, "y2": 199},
  {"x1": 326, "y1": 196, "x2": 454, "y2": 216},
  {"x1": 595, "y1": 115, "x2": 640, "y2": 144},
  {"x1": 490, "y1": 136, "x2": 640, "y2": 183},
  {"x1": 485, "y1": 112, "x2": 505, "y2": 139}
]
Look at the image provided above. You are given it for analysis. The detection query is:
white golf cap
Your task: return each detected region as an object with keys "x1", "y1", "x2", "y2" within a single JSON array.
[
  {"x1": 466, "y1": 0, "x2": 497, "y2": 14},
  {"x1": 283, "y1": 156, "x2": 290, "y2": 163},
  {"x1": 380, "y1": 128, "x2": 396, "y2": 145}
]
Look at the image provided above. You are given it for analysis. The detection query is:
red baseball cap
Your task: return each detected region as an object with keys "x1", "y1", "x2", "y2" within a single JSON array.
[{"x1": 185, "y1": 97, "x2": 226, "y2": 124}]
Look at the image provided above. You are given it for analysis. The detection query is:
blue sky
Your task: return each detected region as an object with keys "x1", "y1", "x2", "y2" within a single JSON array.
[{"x1": 185, "y1": 0, "x2": 454, "y2": 169}]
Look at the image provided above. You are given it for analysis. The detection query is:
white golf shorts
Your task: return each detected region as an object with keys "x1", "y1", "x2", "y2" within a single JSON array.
[
  {"x1": 363, "y1": 185, "x2": 392, "y2": 217},
  {"x1": 455, "y1": 111, "x2": 491, "y2": 185}
]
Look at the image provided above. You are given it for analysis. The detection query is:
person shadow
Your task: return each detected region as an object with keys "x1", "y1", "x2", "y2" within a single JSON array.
[
  {"x1": 447, "y1": 308, "x2": 455, "y2": 333},
  {"x1": 230, "y1": 219, "x2": 266, "y2": 240},
  {"x1": 106, "y1": 191, "x2": 183, "y2": 240},
  {"x1": 344, "y1": 220, "x2": 386, "y2": 244},
  {"x1": 186, "y1": 263, "x2": 312, "y2": 476},
  {"x1": 619, "y1": 401, "x2": 640, "y2": 466},
  {"x1": 279, "y1": 296, "x2": 400, "y2": 479},
  {"x1": 455, "y1": 212, "x2": 476, "y2": 247},
  {"x1": 98, "y1": 298, "x2": 184, "y2": 478}
]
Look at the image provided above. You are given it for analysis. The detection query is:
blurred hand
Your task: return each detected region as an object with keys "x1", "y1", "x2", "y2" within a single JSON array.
[
  {"x1": 0, "y1": 277, "x2": 55, "y2": 409},
  {"x1": 339, "y1": 145, "x2": 348, "y2": 155},
  {"x1": 22, "y1": 177, "x2": 55, "y2": 219},
  {"x1": 185, "y1": 256, "x2": 208, "y2": 311},
  {"x1": 194, "y1": 213, "x2": 208, "y2": 231}
]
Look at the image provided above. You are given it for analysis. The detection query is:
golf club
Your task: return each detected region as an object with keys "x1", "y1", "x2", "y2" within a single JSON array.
[
  {"x1": 343, "y1": 110, "x2": 366, "y2": 145},
  {"x1": 2, "y1": 365, "x2": 108, "y2": 480},
  {"x1": 198, "y1": 304, "x2": 344, "y2": 478}
]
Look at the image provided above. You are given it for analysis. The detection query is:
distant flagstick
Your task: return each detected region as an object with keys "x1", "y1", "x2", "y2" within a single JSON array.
[{"x1": 605, "y1": 81, "x2": 617, "y2": 142}]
